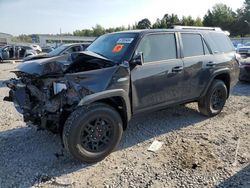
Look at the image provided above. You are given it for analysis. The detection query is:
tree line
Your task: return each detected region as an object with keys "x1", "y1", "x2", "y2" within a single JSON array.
[
  {"x1": 73, "y1": 0, "x2": 250, "y2": 37},
  {"x1": 13, "y1": 0, "x2": 250, "y2": 43}
]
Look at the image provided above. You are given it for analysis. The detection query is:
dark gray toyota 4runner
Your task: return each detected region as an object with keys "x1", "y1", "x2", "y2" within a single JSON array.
[{"x1": 4, "y1": 27, "x2": 239, "y2": 163}]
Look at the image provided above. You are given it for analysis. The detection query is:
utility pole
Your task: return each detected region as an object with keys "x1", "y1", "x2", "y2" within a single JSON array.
[{"x1": 60, "y1": 28, "x2": 62, "y2": 44}]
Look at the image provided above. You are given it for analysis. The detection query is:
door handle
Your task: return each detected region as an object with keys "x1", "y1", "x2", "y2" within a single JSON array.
[
  {"x1": 172, "y1": 66, "x2": 183, "y2": 72},
  {"x1": 206, "y1": 61, "x2": 217, "y2": 67}
]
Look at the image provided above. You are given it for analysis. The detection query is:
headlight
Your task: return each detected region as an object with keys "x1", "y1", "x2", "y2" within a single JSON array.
[{"x1": 53, "y1": 82, "x2": 67, "y2": 95}]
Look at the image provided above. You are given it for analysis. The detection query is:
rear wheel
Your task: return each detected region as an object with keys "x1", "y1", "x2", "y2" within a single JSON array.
[
  {"x1": 63, "y1": 103, "x2": 123, "y2": 163},
  {"x1": 198, "y1": 79, "x2": 228, "y2": 117}
]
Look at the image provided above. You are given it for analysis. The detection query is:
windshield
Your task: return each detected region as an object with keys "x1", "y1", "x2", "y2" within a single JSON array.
[
  {"x1": 48, "y1": 45, "x2": 68, "y2": 56},
  {"x1": 245, "y1": 42, "x2": 250, "y2": 46},
  {"x1": 86, "y1": 33, "x2": 137, "y2": 62}
]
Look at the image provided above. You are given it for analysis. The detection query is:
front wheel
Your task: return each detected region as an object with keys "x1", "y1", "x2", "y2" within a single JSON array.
[
  {"x1": 198, "y1": 79, "x2": 228, "y2": 117},
  {"x1": 63, "y1": 103, "x2": 123, "y2": 163}
]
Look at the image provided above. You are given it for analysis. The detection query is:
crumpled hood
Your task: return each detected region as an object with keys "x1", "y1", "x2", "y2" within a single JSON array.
[
  {"x1": 15, "y1": 51, "x2": 114, "y2": 77},
  {"x1": 23, "y1": 53, "x2": 50, "y2": 61},
  {"x1": 16, "y1": 55, "x2": 70, "y2": 76}
]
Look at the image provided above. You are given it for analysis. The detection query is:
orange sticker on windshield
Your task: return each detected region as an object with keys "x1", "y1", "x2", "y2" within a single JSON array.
[{"x1": 112, "y1": 44, "x2": 124, "y2": 53}]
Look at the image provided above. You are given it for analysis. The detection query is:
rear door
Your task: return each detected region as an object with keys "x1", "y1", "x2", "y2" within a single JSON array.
[
  {"x1": 131, "y1": 32, "x2": 184, "y2": 114},
  {"x1": 179, "y1": 33, "x2": 215, "y2": 100}
]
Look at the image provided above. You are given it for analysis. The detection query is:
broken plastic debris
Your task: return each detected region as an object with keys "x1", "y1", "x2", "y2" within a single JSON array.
[
  {"x1": 147, "y1": 140, "x2": 163, "y2": 152},
  {"x1": 54, "y1": 177, "x2": 74, "y2": 186}
]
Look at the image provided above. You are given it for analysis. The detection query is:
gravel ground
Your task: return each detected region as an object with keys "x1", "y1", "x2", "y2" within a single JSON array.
[{"x1": 0, "y1": 63, "x2": 249, "y2": 188}]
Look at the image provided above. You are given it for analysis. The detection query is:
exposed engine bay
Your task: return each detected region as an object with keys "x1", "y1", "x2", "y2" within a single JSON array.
[{"x1": 4, "y1": 51, "x2": 128, "y2": 132}]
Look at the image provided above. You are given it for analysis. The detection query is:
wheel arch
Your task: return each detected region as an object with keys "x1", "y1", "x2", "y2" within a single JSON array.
[
  {"x1": 78, "y1": 89, "x2": 131, "y2": 130},
  {"x1": 201, "y1": 69, "x2": 231, "y2": 98}
]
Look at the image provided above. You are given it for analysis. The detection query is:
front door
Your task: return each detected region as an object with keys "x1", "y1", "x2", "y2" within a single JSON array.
[{"x1": 131, "y1": 33, "x2": 184, "y2": 114}]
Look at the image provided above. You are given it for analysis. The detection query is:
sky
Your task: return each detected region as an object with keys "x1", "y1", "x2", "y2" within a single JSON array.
[{"x1": 0, "y1": 0, "x2": 245, "y2": 36}]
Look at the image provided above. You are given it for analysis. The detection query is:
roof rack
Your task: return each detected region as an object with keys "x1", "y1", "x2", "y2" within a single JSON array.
[{"x1": 172, "y1": 25, "x2": 222, "y2": 31}]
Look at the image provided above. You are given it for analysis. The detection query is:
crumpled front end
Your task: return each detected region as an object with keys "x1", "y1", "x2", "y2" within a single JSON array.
[
  {"x1": 4, "y1": 72, "x2": 87, "y2": 131},
  {"x1": 4, "y1": 52, "x2": 129, "y2": 132}
]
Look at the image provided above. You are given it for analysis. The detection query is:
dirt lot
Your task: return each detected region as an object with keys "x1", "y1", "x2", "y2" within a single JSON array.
[{"x1": 0, "y1": 63, "x2": 249, "y2": 188}]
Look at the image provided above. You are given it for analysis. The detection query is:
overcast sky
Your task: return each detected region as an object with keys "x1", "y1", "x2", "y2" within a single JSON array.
[{"x1": 0, "y1": 0, "x2": 245, "y2": 35}]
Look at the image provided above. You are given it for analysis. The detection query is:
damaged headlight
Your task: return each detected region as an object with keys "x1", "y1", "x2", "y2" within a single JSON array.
[{"x1": 53, "y1": 82, "x2": 67, "y2": 95}]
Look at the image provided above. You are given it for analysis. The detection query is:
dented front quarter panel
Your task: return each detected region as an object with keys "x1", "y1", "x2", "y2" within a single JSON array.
[{"x1": 65, "y1": 62, "x2": 130, "y2": 104}]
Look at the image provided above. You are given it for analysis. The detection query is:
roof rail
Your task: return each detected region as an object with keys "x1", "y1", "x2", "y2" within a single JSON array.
[{"x1": 172, "y1": 25, "x2": 222, "y2": 31}]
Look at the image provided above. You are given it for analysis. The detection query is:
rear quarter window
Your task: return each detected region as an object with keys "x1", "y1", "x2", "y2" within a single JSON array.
[{"x1": 207, "y1": 32, "x2": 234, "y2": 53}]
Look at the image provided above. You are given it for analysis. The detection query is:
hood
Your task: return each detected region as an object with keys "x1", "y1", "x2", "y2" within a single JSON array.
[
  {"x1": 15, "y1": 51, "x2": 115, "y2": 77},
  {"x1": 23, "y1": 53, "x2": 50, "y2": 61}
]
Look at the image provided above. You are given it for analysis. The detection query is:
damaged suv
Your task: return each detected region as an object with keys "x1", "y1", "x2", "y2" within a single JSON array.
[{"x1": 4, "y1": 27, "x2": 239, "y2": 163}]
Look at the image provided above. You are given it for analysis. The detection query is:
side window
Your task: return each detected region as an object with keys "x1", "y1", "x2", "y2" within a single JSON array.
[
  {"x1": 73, "y1": 45, "x2": 82, "y2": 52},
  {"x1": 181, "y1": 34, "x2": 204, "y2": 57},
  {"x1": 136, "y1": 33, "x2": 177, "y2": 63},
  {"x1": 66, "y1": 46, "x2": 81, "y2": 53},
  {"x1": 208, "y1": 32, "x2": 234, "y2": 53}
]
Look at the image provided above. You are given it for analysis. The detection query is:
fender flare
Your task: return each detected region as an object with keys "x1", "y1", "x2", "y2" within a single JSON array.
[
  {"x1": 78, "y1": 89, "x2": 131, "y2": 122},
  {"x1": 200, "y1": 68, "x2": 231, "y2": 98}
]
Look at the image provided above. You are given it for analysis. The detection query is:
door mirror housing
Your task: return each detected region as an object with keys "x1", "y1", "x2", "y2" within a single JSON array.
[{"x1": 132, "y1": 52, "x2": 144, "y2": 66}]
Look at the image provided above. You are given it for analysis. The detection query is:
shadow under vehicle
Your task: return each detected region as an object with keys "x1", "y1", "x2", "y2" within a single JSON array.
[{"x1": 4, "y1": 26, "x2": 239, "y2": 163}]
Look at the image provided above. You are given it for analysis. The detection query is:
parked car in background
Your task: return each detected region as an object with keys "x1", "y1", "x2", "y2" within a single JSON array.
[
  {"x1": 237, "y1": 42, "x2": 250, "y2": 58},
  {"x1": 239, "y1": 58, "x2": 250, "y2": 82},
  {"x1": 232, "y1": 42, "x2": 243, "y2": 51},
  {"x1": 41, "y1": 46, "x2": 54, "y2": 53},
  {"x1": 0, "y1": 45, "x2": 38, "y2": 62},
  {"x1": 4, "y1": 27, "x2": 239, "y2": 163},
  {"x1": 30, "y1": 44, "x2": 42, "y2": 53},
  {"x1": 23, "y1": 43, "x2": 90, "y2": 61}
]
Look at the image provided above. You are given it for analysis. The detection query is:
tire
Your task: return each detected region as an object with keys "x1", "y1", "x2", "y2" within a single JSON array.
[
  {"x1": 63, "y1": 103, "x2": 123, "y2": 163},
  {"x1": 198, "y1": 79, "x2": 228, "y2": 117}
]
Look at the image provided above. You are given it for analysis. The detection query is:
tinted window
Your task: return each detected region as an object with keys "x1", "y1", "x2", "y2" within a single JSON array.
[
  {"x1": 208, "y1": 32, "x2": 234, "y2": 53},
  {"x1": 48, "y1": 45, "x2": 68, "y2": 56},
  {"x1": 66, "y1": 45, "x2": 81, "y2": 53},
  {"x1": 136, "y1": 33, "x2": 177, "y2": 63},
  {"x1": 181, "y1": 34, "x2": 204, "y2": 57}
]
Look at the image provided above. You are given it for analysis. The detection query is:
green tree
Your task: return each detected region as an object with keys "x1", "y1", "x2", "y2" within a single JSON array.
[
  {"x1": 137, "y1": 18, "x2": 151, "y2": 29},
  {"x1": 181, "y1": 16, "x2": 195, "y2": 26},
  {"x1": 234, "y1": 0, "x2": 250, "y2": 36},
  {"x1": 203, "y1": 4, "x2": 236, "y2": 32},
  {"x1": 194, "y1": 17, "x2": 203, "y2": 26},
  {"x1": 92, "y1": 24, "x2": 106, "y2": 36},
  {"x1": 11, "y1": 34, "x2": 32, "y2": 43}
]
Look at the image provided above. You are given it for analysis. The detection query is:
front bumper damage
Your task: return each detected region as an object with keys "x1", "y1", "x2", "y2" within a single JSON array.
[
  {"x1": 3, "y1": 52, "x2": 129, "y2": 132},
  {"x1": 4, "y1": 76, "x2": 86, "y2": 131}
]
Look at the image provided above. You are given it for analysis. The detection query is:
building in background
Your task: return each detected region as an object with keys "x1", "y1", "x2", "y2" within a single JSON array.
[
  {"x1": 0, "y1": 32, "x2": 12, "y2": 47},
  {"x1": 37, "y1": 35, "x2": 95, "y2": 47}
]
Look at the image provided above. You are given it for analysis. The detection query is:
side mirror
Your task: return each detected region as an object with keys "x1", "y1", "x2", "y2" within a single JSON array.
[{"x1": 132, "y1": 52, "x2": 144, "y2": 66}]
